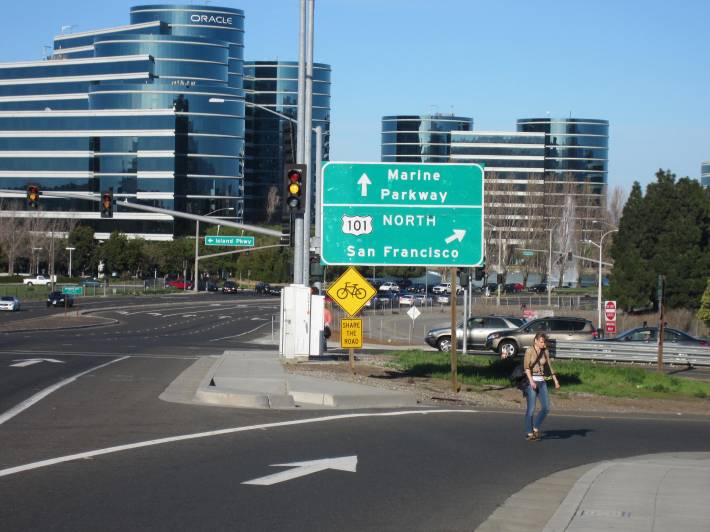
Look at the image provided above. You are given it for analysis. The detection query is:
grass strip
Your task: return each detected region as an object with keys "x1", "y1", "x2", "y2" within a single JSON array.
[{"x1": 387, "y1": 350, "x2": 710, "y2": 400}]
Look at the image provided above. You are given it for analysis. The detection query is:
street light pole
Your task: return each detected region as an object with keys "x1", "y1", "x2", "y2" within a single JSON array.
[
  {"x1": 484, "y1": 222, "x2": 502, "y2": 306},
  {"x1": 66, "y1": 247, "x2": 75, "y2": 278},
  {"x1": 194, "y1": 207, "x2": 234, "y2": 293},
  {"x1": 584, "y1": 229, "x2": 618, "y2": 330}
]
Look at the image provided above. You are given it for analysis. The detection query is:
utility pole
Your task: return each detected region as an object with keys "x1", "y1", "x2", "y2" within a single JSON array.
[
  {"x1": 302, "y1": 0, "x2": 315, "y2": 286},
  {"x1": 294, "y1": 0, "x2": 307, "y2": 285}
]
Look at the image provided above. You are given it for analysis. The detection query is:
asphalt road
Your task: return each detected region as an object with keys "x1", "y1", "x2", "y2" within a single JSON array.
[{"x1": 1, "y1": 295, "x2": 709, "y2": 531}]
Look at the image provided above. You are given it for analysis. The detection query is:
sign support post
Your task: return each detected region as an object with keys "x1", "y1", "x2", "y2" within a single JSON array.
[{"x1": 450, "y1": 267, "x2": 459, "y2": 392}]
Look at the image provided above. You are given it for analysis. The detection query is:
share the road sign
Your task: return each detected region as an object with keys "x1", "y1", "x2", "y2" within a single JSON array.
[
  {"x1": 321, "y1": 162, "x2": 484, "y2": 266},
  {"x1": 204, "y1": 235, "x2": 254, "y2": 247}
]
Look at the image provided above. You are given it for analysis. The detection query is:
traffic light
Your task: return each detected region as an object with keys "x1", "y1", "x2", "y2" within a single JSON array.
[
  {"x1": 26, "y1": 184, "x2": 40, "y2": 208},
  {"x1": 458, "y1": 268, "x2": 470, "y2": 288},
  {"x1": 100, "y1": 190, "x2": 113, "y2": 218},
  {"x1": 283, "y1": 164, "x2": 307, "y2": 215}
]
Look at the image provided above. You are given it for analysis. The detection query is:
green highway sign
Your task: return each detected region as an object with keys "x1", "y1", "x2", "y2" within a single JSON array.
[
  {"x1": 522, "y1": 250, "x2": 535, "y2": 257},
  {"x1": 62, "y1": 286, "x2": 83, "y2": 295},
  {"x1": 204, "y1": 235, "x2": 255, "y2": 247},
  {"x1": 321, "y1": 162, "x2": 484, "y2": 267}
]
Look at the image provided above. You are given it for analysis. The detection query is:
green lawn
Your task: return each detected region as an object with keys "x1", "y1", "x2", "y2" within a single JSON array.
[{"x1": 388, "y1": 350, "x2": 710, "y2": 400}]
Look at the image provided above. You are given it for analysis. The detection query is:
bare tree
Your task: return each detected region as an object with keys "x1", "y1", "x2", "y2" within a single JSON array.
[
  {"x1": 265, "y1": 185, "x2": 280, "y2": 224},
  {"x1": 606, "y1": 185, "x2": 627, "y2": 227},
  {"x1": 0, "y1": 199, "x2": 27, "y2": 275}
]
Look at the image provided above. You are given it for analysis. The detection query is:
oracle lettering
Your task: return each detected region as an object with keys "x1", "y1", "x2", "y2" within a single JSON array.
[{"x1": 190, "y1": 14, "x2": 233, "y2": 25}]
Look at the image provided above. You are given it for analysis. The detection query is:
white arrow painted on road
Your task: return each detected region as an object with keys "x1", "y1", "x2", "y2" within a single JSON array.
[
  {"x1": 242, "y1": 456, "x2": 358, "y2": 486},
  {"x1": 445, "y1": 229, "x2": 466, "y2": 244},
  {"x1": 11, "y1": 358, "x2": 65, "y2": 368},
  {"x1": 357, "y1": 173, "x2": 371, "y2": 197},
  {"x1": 148, "y1": 312, "x2": 162, "y2": 316},
  {"x1": 182, "y1": 314, "x2": 197, "y2": 318}
]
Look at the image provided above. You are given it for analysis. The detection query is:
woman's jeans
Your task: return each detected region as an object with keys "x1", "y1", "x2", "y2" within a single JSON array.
[{"x1": 525, "y1": 380, "x2": 550, "y2": 434}]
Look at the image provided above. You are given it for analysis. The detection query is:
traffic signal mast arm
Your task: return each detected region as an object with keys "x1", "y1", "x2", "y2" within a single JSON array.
[{"x1": 1, "y1": 188, "x2": 282, "y2": 238}]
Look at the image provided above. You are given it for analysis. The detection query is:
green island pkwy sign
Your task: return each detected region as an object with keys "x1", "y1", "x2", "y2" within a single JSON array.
[
  {"x1": 204, "y1": 235, "x2": 255, "y2": 247},
  {"x1": 321, "y1": 162, "x2": 484, "y2": 267},
  {"x1": 62, "y1": 286, "x2": 83, "y2": 295}
]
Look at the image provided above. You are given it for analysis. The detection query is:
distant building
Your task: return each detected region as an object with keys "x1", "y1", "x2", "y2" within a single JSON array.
[
  {"x1": 517, "y1": 117, "x2": 608, "y2": 228},
  {"x1": 702, "y1": 161, "x2": 710, "y2": 187},
  {"x1": 381, "y1": 114, "x2": 472, "y2": 163},
  {"x1": 0, "y1": 4, "x2": 246, "y2": 240},
  {"x1": 449, "y1": 130, "x2": 546, "y2": 245},
  {"x1": 244, "y1": 61, "x2": 331, "y2": 223}
]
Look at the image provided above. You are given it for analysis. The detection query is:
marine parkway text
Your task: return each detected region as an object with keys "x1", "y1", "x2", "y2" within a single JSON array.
[{"x1": 381, "y1": 189, "x2": 448, "y2": 203}]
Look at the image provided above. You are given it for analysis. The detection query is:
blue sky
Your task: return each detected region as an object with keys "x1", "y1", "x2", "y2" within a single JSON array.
[{"x1": 1, "y1": 0, "x2": 708, "y2": 193}]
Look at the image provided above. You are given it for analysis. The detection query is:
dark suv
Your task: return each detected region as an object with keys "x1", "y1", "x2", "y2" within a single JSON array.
[{"x1": 485, "y1": 316, "x2": 596, "y2": 357}]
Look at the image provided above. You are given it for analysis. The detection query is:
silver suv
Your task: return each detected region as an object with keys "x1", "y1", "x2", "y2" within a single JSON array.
[
  {"x1": 485, "y1": 316, "x2": 596, "y2": 358},
  {"x1": 425, "y1": 316, "x2": 525, "y2": 352}
]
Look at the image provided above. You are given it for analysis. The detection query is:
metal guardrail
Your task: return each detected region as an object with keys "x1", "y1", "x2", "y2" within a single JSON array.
[{"x1": 554, "y1": 340, "x2": 710, "y2": 366}]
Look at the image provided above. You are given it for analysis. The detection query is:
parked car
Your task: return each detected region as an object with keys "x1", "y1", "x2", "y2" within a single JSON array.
[
  {"x1": 378, "y1": 281, "x2": 400, "y2": 292},
  {"x1": 483, "y1": 282, "x2": 498, "y2": 295},
  {"x1": 396, "y1": 279, "x2": 413, "y2": 291},
  {"x1": 399, "y1": 291, "x2": 433, "y2": 306},
  {"x1": 198, "y1": 280, "x2": 218, "y2": 292},
  {"x1": 432, "y1": 282, "x2": 463, "y2": 295},
  {"x1": 599, "y1": 326, "x2": 708, "y2": 347},
  {"x1": 528, "y1": 283, "x2": 548, "y2": 293},
  {"x1": 425, "y1": 315, "x2": 526, "y2": 352},
  {"x1": 366, "y1": 290, "x2": 400, "y2": 309},
  {"x1": 47, "y1": 291, "x2": 74, "y2": 307},
  {"x1": 503, "y1": 283, "x2": 523, "y2": 294},
  {"x1": 0, "y1": 296, "x2": 20, "y2": 311},
  {"x1": 167, "y1": 279, "x2": 193, "y2": 290},
  {"x1": 434, "y1": 293, "x2": 450, "y2": 304},
  {"x1": 79, "y1": 277, "x2": 102, "y2": 288},
  {"x1": 222, "y1": 281, "x2": 239, "y2": 294},
  {"x1": 485, "y1": 316, "x2": 597, "y2": 357}
]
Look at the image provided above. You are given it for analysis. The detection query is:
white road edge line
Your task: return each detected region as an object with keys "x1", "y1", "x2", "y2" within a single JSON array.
[
  {"x1": 0, "y1": 410, "x2": 476, "y2": 479},
  {"x1": 209, "y1": 322, "x2": 269, "y2": 342},
  {"x1": 0, "y1": 356, "x2": 129, "y2": 427}
]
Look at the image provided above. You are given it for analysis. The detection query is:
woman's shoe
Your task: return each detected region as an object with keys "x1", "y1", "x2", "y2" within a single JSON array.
[
  {"x1": 532, "y1": 428, "x2": 541, "y2": 440},
  {"x1": 526, "y1": 433, "x2": 539, "y2": 441}
]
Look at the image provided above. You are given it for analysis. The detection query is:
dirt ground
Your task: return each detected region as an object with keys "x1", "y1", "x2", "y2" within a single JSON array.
[{"x1": 286, "y1": 354, "x2": 710, "y2": 416}]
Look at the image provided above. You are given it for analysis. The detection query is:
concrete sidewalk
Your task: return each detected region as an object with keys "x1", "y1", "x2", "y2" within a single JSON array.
[
  {"x1": 477, "y1": 452, "x2": 710, "y2": 532},
  {"x1": 191, "y1": 349, "x2": 419, "y2": 409}
]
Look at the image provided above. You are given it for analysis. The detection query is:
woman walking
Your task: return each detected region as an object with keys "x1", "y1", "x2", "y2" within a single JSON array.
[{"x1": 524, "y1": 332, "x2": 560, "y2": 441}]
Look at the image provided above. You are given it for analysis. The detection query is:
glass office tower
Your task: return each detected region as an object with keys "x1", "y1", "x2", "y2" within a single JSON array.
[
  {"x1": 516, "y1": 117, "x2": 608, "y2": 226},
  {"x1": 449, "y1": 131, "x2": 546, "y2": 244},
  {"x1": 381, "y1": 115, "x2": 472, "y2": 163},
  {"x1": 243, "y1": 61, "x2": 331, "y2": 223},
  {"x1": 702, "y1": 162, "x2": 710, "y2": 188},
  {"x1": 0, "y1": 4, "x2": 245, "y2": 240}
]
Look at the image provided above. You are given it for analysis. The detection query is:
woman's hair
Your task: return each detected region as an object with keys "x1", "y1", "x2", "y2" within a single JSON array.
[{"x1": 534, "y1": 332, "x2": 548, "y2": 342}]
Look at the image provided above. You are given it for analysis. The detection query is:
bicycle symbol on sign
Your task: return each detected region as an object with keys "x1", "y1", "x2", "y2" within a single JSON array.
[{"x1": 336, "y1": 282, "x2": 367, "y2": 300}]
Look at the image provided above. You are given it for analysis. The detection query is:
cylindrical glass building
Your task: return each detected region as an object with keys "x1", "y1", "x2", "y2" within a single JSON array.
[
  {"x1": 244, "y1": 61, "x2": 331, "y2": 223},
  {"x1": 702, "y1": 162, "x2": 710, "y2": 188},
  {"x1": 381, "y1": 115, "x2": 473, "y2": 163}
]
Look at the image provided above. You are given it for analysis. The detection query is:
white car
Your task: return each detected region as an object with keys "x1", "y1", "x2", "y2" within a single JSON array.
[
  {"x1": 0, "y1": 296, "x2": 20, "y2": 311},
  {"x1": 378, "y1": 281, "x2": 400, "y2": 292},
  {"x1": 432, "y1": 283, "x2": 451, "y2": 294}
]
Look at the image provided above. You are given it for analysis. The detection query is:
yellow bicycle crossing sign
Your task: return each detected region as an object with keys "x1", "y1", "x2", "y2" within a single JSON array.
[{"x1": 326, "y1": 267, "x2": 377, "y2": 316}]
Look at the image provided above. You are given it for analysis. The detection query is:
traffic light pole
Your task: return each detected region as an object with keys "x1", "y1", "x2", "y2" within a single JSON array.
[
  {"x1": 301, "y1": 0, "x2": 315, "y2": 287},
  {"x1": 294, "y1": 0, "x2": 307, "y2": 285}
]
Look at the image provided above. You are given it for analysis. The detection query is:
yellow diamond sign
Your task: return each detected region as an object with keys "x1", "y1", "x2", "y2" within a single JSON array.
[{"x1": 326, "y1": 266, "x2": 376, "y2": 316}]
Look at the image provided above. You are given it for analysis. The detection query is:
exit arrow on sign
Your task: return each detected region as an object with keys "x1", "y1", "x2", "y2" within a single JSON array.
[
  {"x1": 10, "y1": 358, "x2": 65, "y2": 368},
  {"x1": 242, "y1": 456, "x2": 358, "y2": 486}
]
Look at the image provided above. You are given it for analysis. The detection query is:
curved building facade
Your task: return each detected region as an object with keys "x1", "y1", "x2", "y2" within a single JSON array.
[
  {"x1": 381, "y1": 115, "x2": 472, "y2": 163},
  {"x1": 0, "y1": 4, "x2": 245, "y2": 240},
  {"x1": 517, "y1": 118, "x2": 608, "y2": 225},
  {"x1": 244, "y1": 61, "x2": 331, "y2": 223},
  {"x1": 702, "y1": 162, "x2": 710, "y2": 188}
]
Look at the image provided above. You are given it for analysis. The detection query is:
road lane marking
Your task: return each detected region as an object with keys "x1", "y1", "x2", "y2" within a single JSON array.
[
  {"x1": 0, "y1": 356, "x2": 129, "y2": 427},
  {"x1": 10, "y1": 358, "x2": 65, "y2": 368},
  {"x1": 209, "y1": 322, "x2": 269, "y2": 341},
  {"x1": 0, "y1": 410, "x2": 476, "y2": 478}
]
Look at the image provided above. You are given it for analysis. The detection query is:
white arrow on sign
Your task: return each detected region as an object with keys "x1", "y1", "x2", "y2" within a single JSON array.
[
  {"x1": 445, "y1": 229, "x2": 466, "y2": 244},
  {"x1": 11, "y1": 358, "x2": 65, "y2": 368},
  {"x1": 357, "y1": 173, "x2": 372, "y2": 197},
  {"x1": 242, "y1": 455, "x2": 358, "y2": 486}
]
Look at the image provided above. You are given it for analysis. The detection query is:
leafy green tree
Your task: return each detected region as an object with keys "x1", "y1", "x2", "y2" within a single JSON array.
[
  {"x1": 68, "y1": 225, "x2": 98, "y2": 276},
  {"x1": 610, "y1": 171, "x2": 710, "y2": 311},
  {"x1": 698, "y1": 279, "x2": 710, "y2": 328},
  {"x1": 125, "y1": 238, "x2": 147, "y2": 277},
  {"x1": 99, "y1": 231, "x2": 128, "y2": 275}
]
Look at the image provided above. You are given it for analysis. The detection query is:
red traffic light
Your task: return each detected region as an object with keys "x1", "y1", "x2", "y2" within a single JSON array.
[{"x1": 26, "y1": 184, "x2": 40, "y2": 208}]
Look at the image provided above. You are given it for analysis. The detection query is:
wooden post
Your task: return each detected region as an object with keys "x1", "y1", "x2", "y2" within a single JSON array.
[
  {"x1": 450, "y1": 267, "x2": 459, "y2": 392},
  {"x1": 348, "y1": 312, "x2": 355, "y2": 373}
]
